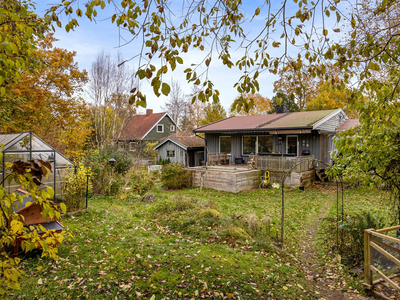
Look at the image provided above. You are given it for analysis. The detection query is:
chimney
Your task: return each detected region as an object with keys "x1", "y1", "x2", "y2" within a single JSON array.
[
  {"x1": 276, "y1": 104, "x2": 287, "y2": 114},
  {"x1": 146, "y1": 109, "x2": 153, "y2": 116}
]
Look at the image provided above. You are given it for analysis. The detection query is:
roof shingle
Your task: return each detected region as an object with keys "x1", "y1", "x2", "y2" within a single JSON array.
[{"x1": 117, "y1": 112, "x2": 166, "y2": 140}]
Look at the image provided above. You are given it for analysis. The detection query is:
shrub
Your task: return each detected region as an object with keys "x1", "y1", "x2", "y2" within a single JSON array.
[
  {"x1": 85, "y1": 145, "x2": 133, "y2": 195},
  {"x1": 324, "y1": 211, "x2": 385, "y2": 265},
  {"x1": 63, "y1": 162, "x2": 92, "y2": 212},
  {"x1": 161, "y1": 163, "x2": 192, "y2": 189},
  {"x1": 126, "y1": 169, "x2": 154, "y2": 195}
]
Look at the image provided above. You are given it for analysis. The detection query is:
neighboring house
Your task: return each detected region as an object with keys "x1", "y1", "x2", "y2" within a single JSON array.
[
  {"x1": 193, "y1": 108, "x2": 349, "y2": 165},
  {"x1": 153, "y1": 133, "x2": 205, "y2": 167},
  {"x1": 115, "y1": 109, "x2": 178, "y2": 152}
]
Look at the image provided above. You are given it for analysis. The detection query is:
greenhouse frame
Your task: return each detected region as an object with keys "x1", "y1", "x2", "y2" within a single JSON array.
[{"x1": 0, "y1": 132, "x2": 73, "y2": 201}]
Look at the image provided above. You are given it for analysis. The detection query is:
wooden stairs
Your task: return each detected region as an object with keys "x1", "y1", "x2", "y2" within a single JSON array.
[{"x1": 316, "y1": 169, "x2": 328, "y2": 182}]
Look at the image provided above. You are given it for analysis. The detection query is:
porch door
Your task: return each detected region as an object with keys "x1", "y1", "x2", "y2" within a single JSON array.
[
  {"x1": 287, "y1": 135, "x2": 298, "y2": 156},
  {"x1": 188, "y1": 151, "x2": 195, "y2": 167}
]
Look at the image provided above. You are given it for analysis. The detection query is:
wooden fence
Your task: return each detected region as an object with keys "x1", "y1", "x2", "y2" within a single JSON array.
[
  {"x1": 364, "y1": 225, "x2": 400, "y2": 295},
  {"x1": 255, "y1": 155, "x2": 315, "y2": 172}
]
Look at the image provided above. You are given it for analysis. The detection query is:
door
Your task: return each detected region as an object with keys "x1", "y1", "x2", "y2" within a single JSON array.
[
  {"x1": 287, "y1": 135, "x2": 298, "y2": 155},
  {"x1": 188, "y1": 151, "x2": 195, "y2": 167}
]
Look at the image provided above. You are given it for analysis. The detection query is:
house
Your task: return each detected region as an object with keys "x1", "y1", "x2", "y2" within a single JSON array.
[
  {"x1": 153, "y1": 133, "x2": 205, "y2": 167},
  {"x1": 193, "y1": 108, "x2": 349, "y2": 166},
  {"x1": 115, "y1": 109, "x2": 178, "y2": 152}
]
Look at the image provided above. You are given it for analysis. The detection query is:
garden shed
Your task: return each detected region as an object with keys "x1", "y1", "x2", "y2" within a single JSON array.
[{"x1": 0, "y1": 132, "x2": 73, "y2": 201}]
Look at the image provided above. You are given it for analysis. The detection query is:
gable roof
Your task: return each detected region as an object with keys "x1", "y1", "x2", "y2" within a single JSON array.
[
  {"x1": 336, "y1": 119, "x2": 359, "y2": 131},
  {"x1": 193, "y1": 109, "x2": 343, "y2": 133},
  {"x1": 153, "y1": 133, "x2": 204, "y2": 150},
  {"x1": 193, "y1": 114, "x2": 286, "y2": 133},
  {"x1": 116, "y1": 112, "x2": 176, "y2": 141},
  {"x1": 259, "y1": 109, "x2": 337, "y2": 130}
]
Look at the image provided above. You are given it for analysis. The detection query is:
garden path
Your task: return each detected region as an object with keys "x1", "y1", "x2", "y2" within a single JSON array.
[{"x1": 297, "y1": 193, "x2": 373, "y2": 300}]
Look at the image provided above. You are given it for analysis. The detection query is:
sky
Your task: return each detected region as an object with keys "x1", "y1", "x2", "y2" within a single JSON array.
[{"x1": 33, "y1": 1, "x2": 344, "y2": 113}]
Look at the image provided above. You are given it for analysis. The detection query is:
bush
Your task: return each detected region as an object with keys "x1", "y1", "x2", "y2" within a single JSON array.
[
  {"x1": 126, "y1": 169, "x2": 154, "y2": 195},
  {"x1": 324, "y1": 211, "x2": 385, "y2": 266},
  {"x1": 161, "y1": 163, "x2": 192, "y2": 189},
  {"x1": 85, "y1": 145, "x2": 133, "y2": 195},
  {"x1": 63, "y1": 162, "x2": 91, "y2": 212}
]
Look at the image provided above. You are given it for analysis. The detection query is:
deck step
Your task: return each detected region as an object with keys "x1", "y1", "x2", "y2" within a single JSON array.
[{"x1": 316, "y1": 169, "x2": 328, "y2": 182}]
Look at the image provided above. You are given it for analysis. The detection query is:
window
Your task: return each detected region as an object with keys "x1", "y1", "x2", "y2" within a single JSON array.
[
  {"x1": 170, "y1": 125, "x2": 175, "y2": 132},
  {"x1": 157, "y1": 124, "x2": 164, "y2": 133},
  {"x1": 243, "y1": 136, "x2": 257, "y2": 155},
  {"x1": 167, "y1": 150, "x2": 175, "y2": 157},
  {"x1": 242, "y1": 135, "x2": 274, "y2": 155},
  {"x1": 258, "y1": 136, "x2": 273, "y2": 153},
  {"x1": 219, "y1": 136, "x2": 231, "y2": 154},
  {"x1": 129, "y1": 142, "x2": 137, "y2": 152}
]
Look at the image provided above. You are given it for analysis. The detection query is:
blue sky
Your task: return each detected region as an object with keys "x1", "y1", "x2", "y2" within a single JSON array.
[{"x1": 34, "y1": 1, "x2": 344, "y2": 113}]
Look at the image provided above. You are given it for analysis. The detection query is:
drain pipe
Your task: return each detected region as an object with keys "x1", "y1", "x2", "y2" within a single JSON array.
[{"x1": 194, "y1": 133, "x2": 208, "y2": 166}]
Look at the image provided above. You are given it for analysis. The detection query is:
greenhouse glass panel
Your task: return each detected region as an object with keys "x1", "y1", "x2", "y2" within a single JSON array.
[
  {"x1": 31, "y1": 136, "x2": 52, "y2": 151},
  {"x1": 0, "y1": 133, "x2": 26, "y2": 150},
  {"x1": 6, "y1": 134, "x2": 31, "y2": 151}
]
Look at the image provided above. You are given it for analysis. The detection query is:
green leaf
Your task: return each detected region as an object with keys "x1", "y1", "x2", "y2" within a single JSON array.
[
  {"x1": 60, "y1": 203, "x2": 67, "y2": 214},
  {"x1": 161, "y1": 82, "x2": 170, "y2": 96}
]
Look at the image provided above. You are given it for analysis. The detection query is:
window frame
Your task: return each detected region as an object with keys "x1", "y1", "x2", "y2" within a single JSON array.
[
  {"x1": 242, "y1": 135, "x2": 274, "y2": 155},
  {"x1": 166, "y1": 150, "x2": 175, "y2": 157},
  {"x1": 219, "y1": 136, "x2": 232, "y2": 154},
  {"x1": 157, "y1": 124, "x2": 164, "y2": 133},
  {"x1": 129, "y1": 142, "x2": 137, "y2": 152},
  {"x1": 170, "y1": 124, "x2": 175, "y2": 132}
]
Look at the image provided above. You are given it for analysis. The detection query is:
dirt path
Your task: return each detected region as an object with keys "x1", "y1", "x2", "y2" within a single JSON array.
[{"x1": 297, "y1": 196, "x2": 373, "y2": 300}]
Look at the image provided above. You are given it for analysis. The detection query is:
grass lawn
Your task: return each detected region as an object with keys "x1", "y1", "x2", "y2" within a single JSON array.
[{"x1": 12, "y1": 183, "x2": 391, "y2": 299}]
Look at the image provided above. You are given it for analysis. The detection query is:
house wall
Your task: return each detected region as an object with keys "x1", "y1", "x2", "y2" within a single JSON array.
[
  {"x1": 205, "y1": 132, "x2": 324, "y2": 163},
  {"x1": 314, "y1": 110, "x2": 347, "y2": 132},
  {"x1": 157, "y1": 141, "x2": 187, "y2": 166},
  {"x1": 145, "y1": 115, "x2": 177, "y2": 141}
]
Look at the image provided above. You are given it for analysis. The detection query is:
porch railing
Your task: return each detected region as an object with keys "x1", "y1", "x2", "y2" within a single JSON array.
[{"x1": 255, "y1": 155, "x2": 315, "y2": 172}]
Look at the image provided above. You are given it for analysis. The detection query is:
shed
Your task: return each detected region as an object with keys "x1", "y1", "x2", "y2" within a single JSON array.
[
  {"x1": 0, "y1": 132, "x2": 73, "y2": 201},
  {"x1": 153, "y1": 133, "x2": 205, "y2": 167}
]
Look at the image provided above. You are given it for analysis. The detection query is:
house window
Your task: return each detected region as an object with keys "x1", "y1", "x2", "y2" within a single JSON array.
[
  {"x1": 157, "y1": 124, "x2": 164, "y2": 133},
  {"x1": 167, "y1": 150, "x2": 175, "y2": 157},
  {"x1": 129, "y1": 142, "x2": 137, "y2": 152},
  {"x1": 258, "y1": 136, "x2": 273, "y2": 153},
  {"x1": 118, "y1": 142, "x2": 125, "y2": 150},
  {"x1": 243, "y1": 136, "x2": 257, "y2": 155},
  {"x1": 219, "y1": 136, "x2": 231, "y2": 154},
  {"x1": 170, "y1": 125, "x2": 175, "y2": 132}
]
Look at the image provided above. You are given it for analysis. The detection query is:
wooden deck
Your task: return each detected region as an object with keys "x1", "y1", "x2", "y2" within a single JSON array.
[{"x1": 190, "y1": 167, "x2": 261, "y2": 193}]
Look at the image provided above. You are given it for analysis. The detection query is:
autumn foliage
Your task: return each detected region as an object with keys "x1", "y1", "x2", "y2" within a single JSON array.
[{"x1": 2, "y1": 34, "x2": 91, "y2": 157}]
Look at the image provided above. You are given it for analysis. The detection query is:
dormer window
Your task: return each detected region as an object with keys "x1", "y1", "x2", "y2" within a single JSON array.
[
  {"x1": 157, "y1": 124, "x2": 164, "y2": 133},
  {"x1": 170, "y1": 125, "x2": 175, "y2": 132}
]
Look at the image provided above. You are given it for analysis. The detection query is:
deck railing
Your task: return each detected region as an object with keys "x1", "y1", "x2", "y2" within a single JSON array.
[
  {"x1": 207, "y1": 153, "x2": 229, "y2": 165},
  {"x1": 255, "y1": 155, "x2": 315, "y2": 172}
]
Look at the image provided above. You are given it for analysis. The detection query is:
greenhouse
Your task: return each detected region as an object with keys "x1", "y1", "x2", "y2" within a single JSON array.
[{"x1": 0, "y1": 132, "x2": 73, "y2": 201}]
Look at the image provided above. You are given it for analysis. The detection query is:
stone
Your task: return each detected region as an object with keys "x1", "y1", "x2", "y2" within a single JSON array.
[{"x1": 142, "y1": 193, "x2": 156, "y2": 202}]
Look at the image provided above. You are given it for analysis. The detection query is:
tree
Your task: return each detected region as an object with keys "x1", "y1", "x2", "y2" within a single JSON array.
[
  {"x1": 200, "y1": 101, "x2": 227, "y2": 126},
  {"x1": 268, "y1": 93, "x2": 299, "y2": 114},
  {"x1": 2, "y1": 34, "x2": 91, "y2": 157},
  {"x1": 306, "y1": 82, "x2": 350, "y2": 111},
  {"x1": 161, "y1": 79, "x2": 186, "y2": 127},
  {"x1": 0, "y1": 0, "x2": 49, "y2": 127},
  {"x1": 46, "y1": 0, "x2": 400, "y2": 112},
  {"x1": 89, "y1": 51, "x2": 137, "y2": 146},
  {"x1": 230, "y1": 93, "x2": 272, "y2": 116}
]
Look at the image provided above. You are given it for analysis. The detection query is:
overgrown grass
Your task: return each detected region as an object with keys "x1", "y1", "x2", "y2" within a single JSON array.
[{"x1": 13, "y1": 183, "x2": 388, "y2": 299}]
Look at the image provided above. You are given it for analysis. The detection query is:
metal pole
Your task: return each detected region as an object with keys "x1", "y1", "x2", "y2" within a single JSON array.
[{"x1": 86, "y1": 174, "x2": 90, "y2": 210}]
